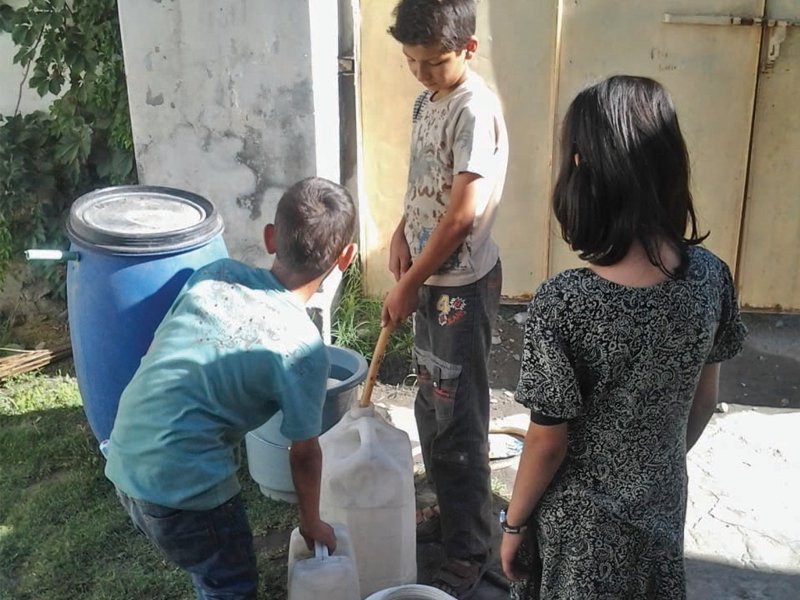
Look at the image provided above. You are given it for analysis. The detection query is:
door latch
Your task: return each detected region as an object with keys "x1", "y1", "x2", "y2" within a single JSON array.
[{"x1": 663, "y1": 13, "x2": 798, "y2": 72}]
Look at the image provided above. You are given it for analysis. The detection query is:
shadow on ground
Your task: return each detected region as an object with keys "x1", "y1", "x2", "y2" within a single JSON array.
[{"x1": 685, "y1": 556, "x2": 800, "y2": 600}]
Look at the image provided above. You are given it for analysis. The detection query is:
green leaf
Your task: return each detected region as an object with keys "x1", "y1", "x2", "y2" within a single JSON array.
[
  {"x1": 78, "y1": 125, "x2": 92, "y2": 161},
  {"x1": 30, "y1": 11, "x2": 48, "y2": 30},
  {"x1": 48, "y1": 77, "x2": 61, "y2": 95},
  {"x1": 11, "y1": 23, "x2": 29, "y2": 45},
  {"x1": 0, "y1": 4, "x2": 15, "y2": 33},
  {"x1": 48, "y1": 9, "x2": 63, "y2": 28},
  {"x1": 22, "y1": 22, "x2": 39, "y2": 46},
  {"x1": 54, "y1": 135, "x2": 80, "y2": 166},
  {"x1": 36, "y1": 78, "x2": 51, "y2": 97},
  {"x1": 13, "y1": 45, "x2": 35, "y2": 66},
  {"x1": 110, "y1": 147, "x2": 133, "y2": 181},
  {"x1": 32, "y1": 61, "x2": 49, "y2": 80},
  {"x1": 28, "y1": 73, "x2": 45, "y2": 88}
]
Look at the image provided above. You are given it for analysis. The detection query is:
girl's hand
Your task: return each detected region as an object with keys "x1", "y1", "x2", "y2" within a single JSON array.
[{"x1": 500, "y1": 532, "x2": 525, "y2": 582}]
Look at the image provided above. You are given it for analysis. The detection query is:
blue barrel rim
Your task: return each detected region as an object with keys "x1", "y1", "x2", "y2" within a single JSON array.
[
  {"x1": 325, "y1": 345, "x2": 368, "y2": 393},
  {"x1": 66, "y1": 185, "x2": 224, "y2": 255}
]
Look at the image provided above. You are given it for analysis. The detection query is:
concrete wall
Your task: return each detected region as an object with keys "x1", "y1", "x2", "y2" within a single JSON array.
[{"x1": 117, "y1": 0, "x2": 340, "y2": 267}]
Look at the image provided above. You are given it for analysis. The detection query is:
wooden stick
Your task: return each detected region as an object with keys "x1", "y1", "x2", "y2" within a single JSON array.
[
  {"x1": 0, "y1": 340, "x2": 72, "y2": 379},
  {"x1": 359, "y1": 326, "x2": 392, "y2": 408}
]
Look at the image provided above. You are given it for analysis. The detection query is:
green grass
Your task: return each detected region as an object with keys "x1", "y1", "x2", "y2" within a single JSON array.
[
  {"x1": 332, "y1": 259, "x2": 413, "y2": 376},
  {"x1": 0, "y1": 371, "x2": 300, "y2": 600}
]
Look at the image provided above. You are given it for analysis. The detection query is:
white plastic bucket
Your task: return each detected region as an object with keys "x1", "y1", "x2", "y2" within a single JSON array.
[
  {"x1": 288, "y1": 522, "x2": 360, "y2": 600},
  {"x1": 365, "y1": 585, "x2": 456, "y2": 599},
  {"x1": 319, "y1": 405, "x2": 417, "y2": 597},
  {"x1": 246, "y1": 346, "x2": 367, "y2": 503}
]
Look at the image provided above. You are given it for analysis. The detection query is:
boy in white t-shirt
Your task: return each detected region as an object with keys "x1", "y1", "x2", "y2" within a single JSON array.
[{"x1": 381, "y1": 1, "x2": 508, "y2": 596}]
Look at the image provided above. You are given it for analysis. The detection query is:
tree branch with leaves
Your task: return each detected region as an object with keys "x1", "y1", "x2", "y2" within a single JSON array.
[{"x1": 0, "y1": 0, "x2": 136, "y2": 291}]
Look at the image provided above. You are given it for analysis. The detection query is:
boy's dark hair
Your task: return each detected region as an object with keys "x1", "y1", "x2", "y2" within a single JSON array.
[
  {"x1": 553, "y1": 75, "x2": 707, "y2": 276},
  {"x1": 388, "y1": 0, "x2": 476, "y2": 51},
  {"x1": 274, "y1": 177, "x2": 356, "y2": 279}
]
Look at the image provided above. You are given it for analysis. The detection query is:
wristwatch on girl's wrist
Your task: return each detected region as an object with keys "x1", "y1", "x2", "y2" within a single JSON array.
[{"x1": 499, "y1": 510, "x2": 527, "y2": 534}]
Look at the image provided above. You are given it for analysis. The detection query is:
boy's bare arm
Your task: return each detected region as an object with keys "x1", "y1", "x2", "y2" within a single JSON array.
[
  {"x1": 289, "y1": 437, "x2": 337, "y2": 552},
  {"x1": 686, "y1": 362, "x2": 720, "y2": 451},
  {"x1": 382, "y1": 171, "x2": 483, "y2": 326}
]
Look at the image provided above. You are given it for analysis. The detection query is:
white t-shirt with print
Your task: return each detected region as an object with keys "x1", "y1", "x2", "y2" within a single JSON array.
[{"x1": 403, "y1": 69, "x2": 508, "y2": 287}]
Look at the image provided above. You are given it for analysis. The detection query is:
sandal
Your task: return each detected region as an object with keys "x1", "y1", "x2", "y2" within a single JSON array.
[
  {"x1": 431, "y1": 557, "x2": 488, "y2": 599},
  {"x1": 415, "y1": 504, "x2": 441, "y2": 543}
]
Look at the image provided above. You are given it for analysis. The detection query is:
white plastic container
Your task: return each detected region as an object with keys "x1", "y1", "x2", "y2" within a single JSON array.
[
  {"x1": 319, "y1": 405, "x2": 417, "y2": 598},
  {"x1": 246, "y1": 346, "x2": 368, "y2": 503},
  {"x1": 287, "y1": 522, "x2": 360, "y2": 600},
  {"x1": 365, "y1": 585, "x2": 456, "y2": 599}
]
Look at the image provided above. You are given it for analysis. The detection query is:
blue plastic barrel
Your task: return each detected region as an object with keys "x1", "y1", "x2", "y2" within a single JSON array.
[
  {"x1": 246, "y1": 345, "x2": 368, "y2": 503},
  {"x1": 65, "y1": 185, "x2": 228, "y2": 444}
]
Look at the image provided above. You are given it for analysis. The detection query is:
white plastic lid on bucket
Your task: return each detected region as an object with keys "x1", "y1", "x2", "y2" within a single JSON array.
[{"x1": 365, "y1": 585, "x2": 456, "y2": 600}]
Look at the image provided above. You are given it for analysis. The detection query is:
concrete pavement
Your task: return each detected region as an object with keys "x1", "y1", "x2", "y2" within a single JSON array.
[{"x1": 374, "y1": 387, "x2": 800, "y2": 599}]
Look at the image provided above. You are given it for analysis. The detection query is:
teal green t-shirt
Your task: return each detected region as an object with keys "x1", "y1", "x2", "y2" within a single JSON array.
[{"x1": 104, "y1": 258, "x2": 328, "y2": 510}]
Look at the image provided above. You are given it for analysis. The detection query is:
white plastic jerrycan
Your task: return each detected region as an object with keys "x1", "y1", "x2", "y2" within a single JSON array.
[
  {"x1": 319, "y1": 405, "x2": 417, "y2": 598},
  {"x1": 287, "y1": 522, "x2": 360, "y2": 600}
]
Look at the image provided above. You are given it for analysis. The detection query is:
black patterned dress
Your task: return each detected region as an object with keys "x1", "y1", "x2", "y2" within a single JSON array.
[{"x1": 512, "y1": 246, "x2": 747, "y2": 600}]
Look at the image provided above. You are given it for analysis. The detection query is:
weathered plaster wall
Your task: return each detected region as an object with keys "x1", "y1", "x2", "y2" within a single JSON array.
[{"x1": 117, "y1": 0, "x2": 339, "y2": 266}]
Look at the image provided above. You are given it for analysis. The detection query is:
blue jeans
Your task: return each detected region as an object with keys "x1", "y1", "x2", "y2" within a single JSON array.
[
  {"x1": 413, "y1": 260, "x2": 502, "y2": 561},
  {"x1": 116, "y1": 489, "x2": 258, "y2": 599}
]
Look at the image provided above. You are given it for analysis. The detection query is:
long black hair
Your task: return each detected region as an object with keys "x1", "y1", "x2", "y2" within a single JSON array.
[{"x1": 552, "y1": 75, "x2": 707, "y2": 276}]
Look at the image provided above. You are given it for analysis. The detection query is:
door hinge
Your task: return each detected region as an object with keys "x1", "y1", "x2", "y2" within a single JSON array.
[{"x1": 338, "y1": 56, "x2": 355, "y2": 76}]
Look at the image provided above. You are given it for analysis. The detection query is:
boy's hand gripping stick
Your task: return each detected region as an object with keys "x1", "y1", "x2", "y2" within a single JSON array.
[{"x1": 359, "y1": 325, "x2": 393, "y2": 408}]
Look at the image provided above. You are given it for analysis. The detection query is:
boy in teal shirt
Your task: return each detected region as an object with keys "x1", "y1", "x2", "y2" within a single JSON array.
[{"x1": 105, "y1": 177, "x2": 357, "y2": 599}]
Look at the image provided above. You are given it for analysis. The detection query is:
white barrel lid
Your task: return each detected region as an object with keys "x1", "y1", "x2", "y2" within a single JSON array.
[{"x1": 67, "y1": 185, "x2": 224, "y2": 254}]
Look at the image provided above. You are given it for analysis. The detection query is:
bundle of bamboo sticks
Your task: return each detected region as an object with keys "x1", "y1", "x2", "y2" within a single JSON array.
[{"x1": 0, "y1": 340, "x2": 73, "y2": 380}]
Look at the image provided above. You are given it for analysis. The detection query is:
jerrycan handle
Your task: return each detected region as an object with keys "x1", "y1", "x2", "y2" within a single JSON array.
[
  {"x1": 314, "y1": 541, "x2": 329, "y2": 559},
  {"x1": 359, "y1": 325, "x2": 393, "y2": 408}
]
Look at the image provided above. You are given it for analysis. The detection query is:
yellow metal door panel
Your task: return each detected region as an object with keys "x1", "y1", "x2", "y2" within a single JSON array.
[
  {"x1": 359, "y1": 0, "x2": 558, "y2": 298},
  {"x1": 359, "y1": 0, "x2": 420, "y2": 296},
  {"x1": 738, "y1": 0, "x2": 800, "y2": 310},
  {"x1": 549, "y1": 1, "x2": 763, "y2": 277},
  {"x1": 481, "y1": 1, "x2": 559, "y2": 301}
]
